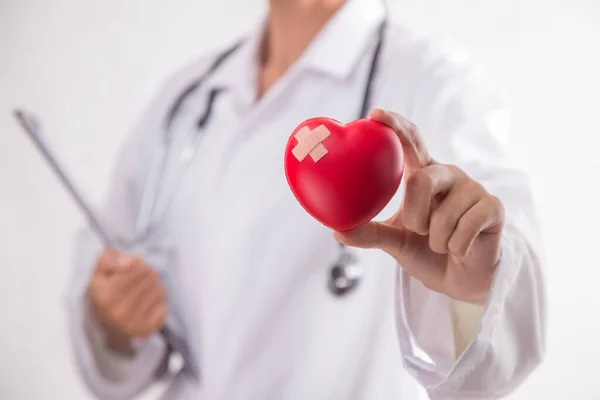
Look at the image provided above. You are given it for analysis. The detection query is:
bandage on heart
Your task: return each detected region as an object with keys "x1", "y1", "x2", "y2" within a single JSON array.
[{"x1": 291, "y1": 125, "x2": 332, "y2": 162}]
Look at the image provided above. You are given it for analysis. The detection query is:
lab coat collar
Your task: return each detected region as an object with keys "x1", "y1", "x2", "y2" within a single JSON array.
[
  {"x1": 206, "y1": 0, "x2": 386, "y2": 102},
  {"x1": 297, "y1": 0, "x2": 387, "y2": 78}
]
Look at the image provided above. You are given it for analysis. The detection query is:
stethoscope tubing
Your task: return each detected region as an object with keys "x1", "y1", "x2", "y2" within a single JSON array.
[
  {"x1": 137, "y1": 18, "x2": 388, "y2": 297},
  {"x1": 11, "y1": 17, "x2": 389, "y2": 375}
]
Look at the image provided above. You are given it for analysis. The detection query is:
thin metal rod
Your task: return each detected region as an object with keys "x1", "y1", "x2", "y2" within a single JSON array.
[
  {"x1": 13, "y1": 109, "x2": 116, "y2": 248},
  {"x1": 13, "y1": 110, "x2": 184, "y2": 354}
]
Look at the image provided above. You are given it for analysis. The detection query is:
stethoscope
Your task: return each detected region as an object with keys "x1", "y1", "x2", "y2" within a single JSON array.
[
  {"x1": 13, "y1": 17, "x2": 387, "y2": 379},
  {"x1": 146, "y1": 18, "x2": 388, "y2": 298}
]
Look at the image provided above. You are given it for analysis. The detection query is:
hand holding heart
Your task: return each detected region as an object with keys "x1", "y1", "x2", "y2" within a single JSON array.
[{"x1": 335, "y1": 109, "x2": 505, "y2": 305}]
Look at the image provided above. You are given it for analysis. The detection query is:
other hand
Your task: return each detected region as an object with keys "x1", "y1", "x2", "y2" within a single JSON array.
[
  {"x1": 334, "y1": 109, "x2": 505, "y2": 305},
  {"x1": 89, "y1": 249, "x2": 168, "y2": 353}
]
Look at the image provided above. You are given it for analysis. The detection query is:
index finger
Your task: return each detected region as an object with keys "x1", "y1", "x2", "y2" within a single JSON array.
[{"x1": 369, "y1": 109, "x2": 434, "y2": 171}]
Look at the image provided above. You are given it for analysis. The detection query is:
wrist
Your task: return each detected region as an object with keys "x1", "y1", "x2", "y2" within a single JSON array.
[{"x1": 101, "y1": 323, "x2": 135, "y2": 356}]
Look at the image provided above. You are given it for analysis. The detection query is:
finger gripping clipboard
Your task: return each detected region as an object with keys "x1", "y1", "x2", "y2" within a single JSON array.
[{"x1": 12, "y1": 109, "x2": 197, "y2": 378}]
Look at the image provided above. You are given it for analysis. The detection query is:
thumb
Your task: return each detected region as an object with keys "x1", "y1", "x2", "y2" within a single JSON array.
[
  {"x1": 333, "y1": 221, "x2": 407, "y2": 258},
  {"x1": 335, "y1": 222, "x2": 447, "y2": 287}
]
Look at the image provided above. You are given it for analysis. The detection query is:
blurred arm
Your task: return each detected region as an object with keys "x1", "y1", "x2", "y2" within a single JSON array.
[
  {"x1": 65, "y1": 227, "x2": 170, "y2": 400},
  {"x1": 391, "y1": 40, "x2": 546, "y2": 399},
  {"x1": 63, "y1": 80, "x2": 175, "y2": 399}
]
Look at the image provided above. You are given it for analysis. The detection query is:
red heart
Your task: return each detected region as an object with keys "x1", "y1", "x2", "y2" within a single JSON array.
[{"x1": 284, "y1": 117, "x2": 404, "y2": 232}]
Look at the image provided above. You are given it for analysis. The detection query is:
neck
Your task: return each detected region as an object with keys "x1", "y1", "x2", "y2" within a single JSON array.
[{"x1": 258, "y1": 0, "x2": 346, "y2": 96}]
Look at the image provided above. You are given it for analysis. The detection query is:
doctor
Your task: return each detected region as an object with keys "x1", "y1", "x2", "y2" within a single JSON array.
[{"x1": 66, "y1": 0, "x2": 545, "y2": 399}]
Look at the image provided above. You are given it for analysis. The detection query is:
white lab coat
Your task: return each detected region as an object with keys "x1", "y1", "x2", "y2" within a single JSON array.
[{"x1": 65, "y1": 0, "x2": 545, "y2": 399}]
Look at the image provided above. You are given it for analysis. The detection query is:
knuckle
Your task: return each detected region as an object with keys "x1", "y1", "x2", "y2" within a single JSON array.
[
  {"x1": 93, "y1": 261, "x2": 106, "y2": 274},
  {"x1": 407, "y1": 170, "x2": 432, "y2": 191},
  {"x1": 96, "y1": 248, "x2": 119, "y2": 269},
  {"x1": 135, "y1": 257, "x2": 148, "y2": 269},
  {"x1": 428, "y1": 235, "x2": 446, "y2": 254},
  {"x1": 127, "y1": 258, "x2": 142, "y2": 271},
  {"x1": 95, "y1": 251, "x2": 109, "y2": 268},
  {"x1": 406, "y1": 120, "x2": 419, "y2": 136},
  {"x1": 447, "y1": 236, "x2": 464, "y2": 255},
  {"x1": 467, "y1": 179, "x2": 485, "y2": 194},
  {"x1": 430, "y1": 210, "x2": 453, "y2": 232},
  {"x1": 447, "y1": 164, "x2": 460, "y2": 174},
  {"x1": 456, "y1": 213, "x2": 477, "y2": 235},
  {"x1": 489, "y1": 195, "x2": 505, "y2": 217},
  {"x1": 447, "y1": 164, "x2": 467, "y2": 179},
  {"x1": 449, "y1": 219, "x2": 478, "y2": 255}
]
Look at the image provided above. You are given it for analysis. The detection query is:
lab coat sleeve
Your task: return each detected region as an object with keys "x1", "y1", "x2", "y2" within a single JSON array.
[
  {"x1": 65, "y1": 227, "x2": 169, "y2": 400},
  {"x1": 63, "y1": 75, "x2": 182, "y2": 399},
  {"x1": 64, "y1": 50, "x2": 226, "y2": 399},
  {"x1": 392, "y1": 41, "x2": 547, "y2": 399}
]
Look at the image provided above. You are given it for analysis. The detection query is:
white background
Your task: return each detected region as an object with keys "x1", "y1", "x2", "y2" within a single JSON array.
[{"x1": 1, "y1": 0, "x2": 599, "y2": 399}]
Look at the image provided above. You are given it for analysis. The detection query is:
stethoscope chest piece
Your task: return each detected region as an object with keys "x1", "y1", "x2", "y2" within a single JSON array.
[{"x1": 328, "y1": 250, "x2": 362, "y2": 297}]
